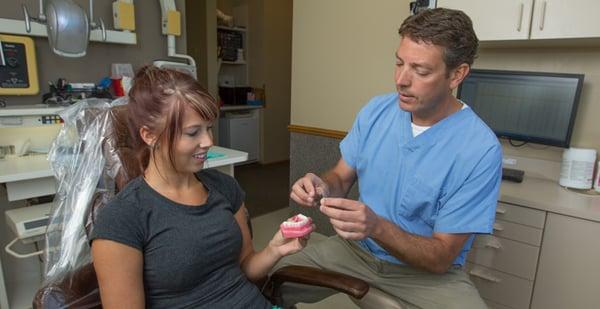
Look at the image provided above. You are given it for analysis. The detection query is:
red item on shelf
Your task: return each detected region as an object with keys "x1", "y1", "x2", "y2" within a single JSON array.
[{"x1": 112, "y1": 78, "x2": 125, "y2": 97}]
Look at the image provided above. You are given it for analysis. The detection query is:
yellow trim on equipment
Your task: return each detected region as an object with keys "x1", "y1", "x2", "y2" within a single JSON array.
[
  {"x1": 0, "y1": 34, "x2": 39, "y2": 95},
  {"x1": 166, "y1": 10, "x2": 181, "y2": 36},
  {"x1": 113, "y1": 1, "x2": 136, "y2": 31}
]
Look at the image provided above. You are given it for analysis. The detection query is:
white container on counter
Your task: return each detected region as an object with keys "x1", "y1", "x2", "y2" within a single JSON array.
[{"x1": 559, "y1": 148, "x2": 596, "y2": 189}]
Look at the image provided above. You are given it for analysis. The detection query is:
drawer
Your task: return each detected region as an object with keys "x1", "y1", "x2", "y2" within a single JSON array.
[
  {"x1": 493, "y1": 219, "x2": 543, "y2": 246},
  {"x1": 496, "y1": 202, "x2": 546, "y2": 229},
  {"x1": 466, "y1": 263, "x2": 533, "y2": 309},
  {"x1": 468, "y1": 235, "x2": 540, "y2": 280},
  {"x1": 5, "y1": 176, "x2": 57, "y2": 201}
]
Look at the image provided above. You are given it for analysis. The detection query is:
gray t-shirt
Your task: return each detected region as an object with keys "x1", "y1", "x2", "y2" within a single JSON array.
[{"x1": 90, "y1": 169, "x2": 271, "y2": 309}]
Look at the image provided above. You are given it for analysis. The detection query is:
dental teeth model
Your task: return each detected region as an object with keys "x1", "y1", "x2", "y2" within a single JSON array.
[{"x1": 280, "y1": 214, "x2": 313, "y2": 238}]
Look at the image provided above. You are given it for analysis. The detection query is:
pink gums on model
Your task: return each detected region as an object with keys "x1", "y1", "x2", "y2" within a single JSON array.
[{"x1": 280, "y1": 214, "x2": 313, "y2": 238}]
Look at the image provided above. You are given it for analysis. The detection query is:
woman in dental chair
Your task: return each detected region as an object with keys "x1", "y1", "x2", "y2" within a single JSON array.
[{"x1": 89, "y1": 66, "x2": 312, "y2": 308}]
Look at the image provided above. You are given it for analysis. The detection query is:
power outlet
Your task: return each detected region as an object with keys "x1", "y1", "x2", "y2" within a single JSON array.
[{"x1": 503, "y1": 157, "x2": 517, "y2": 166}]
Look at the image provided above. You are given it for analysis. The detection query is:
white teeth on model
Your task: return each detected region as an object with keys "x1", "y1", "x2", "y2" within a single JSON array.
[
  {"x1": 283, "y1": 214, "x2": 308, "y2": 227},
  {"x1": 295, "y1": 214, "x2": 308, "y2": 221}
]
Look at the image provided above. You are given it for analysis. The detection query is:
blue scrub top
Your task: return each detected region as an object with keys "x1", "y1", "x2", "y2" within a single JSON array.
[{"x1": 340, "y1": 93, "x2": 502, "y2": 266}]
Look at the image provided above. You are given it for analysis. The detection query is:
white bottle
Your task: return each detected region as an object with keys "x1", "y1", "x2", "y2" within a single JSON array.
[{"x1": 559, "y1": 148, "x2": 597, "y2": 189}]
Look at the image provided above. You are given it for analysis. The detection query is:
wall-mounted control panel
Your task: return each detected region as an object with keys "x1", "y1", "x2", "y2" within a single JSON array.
[{"x1": 0, "y1": 34, "x2": 40, "y2": 95}]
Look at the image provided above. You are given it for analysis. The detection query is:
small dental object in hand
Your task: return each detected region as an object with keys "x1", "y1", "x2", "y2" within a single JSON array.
[
  {"x1": 280, "y1": 214, "x2": 313, "y2": 238},
  {"x1": 315, "y1": 187, "x2": 327, "y2": 207}
]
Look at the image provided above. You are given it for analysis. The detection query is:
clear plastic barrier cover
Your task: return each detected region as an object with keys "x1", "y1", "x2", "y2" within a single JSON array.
[{"x1": 40, "y1": 97, "x2": 128, "y2": 308}]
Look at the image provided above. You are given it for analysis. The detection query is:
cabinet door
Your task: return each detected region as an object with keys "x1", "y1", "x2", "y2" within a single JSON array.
[
  {"x1": 530, "y1": 213, "x2": 600, "y2": 308},
  {"x1": 437, "y1": 0, "x2": 533, "y2": 41},
  {"x1": 228, "y1": 115, "x2": 259, "y2": 161},
  {"x1": 530, "y1": 0, "x2": 600, "y2": 39}
]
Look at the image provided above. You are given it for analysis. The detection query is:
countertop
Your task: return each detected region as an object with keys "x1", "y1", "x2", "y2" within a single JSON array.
[
  {"x1": 220, "y1": 105, "x2": 262, "y2": 112},
  {"x1": 500, "y1": 176, "x2": 600, "y2": 223},
  {"x1": 0, "y1": 146, "x2": 247, "y2": 184}
]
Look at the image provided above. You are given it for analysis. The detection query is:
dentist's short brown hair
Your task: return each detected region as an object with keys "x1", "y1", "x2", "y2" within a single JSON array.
[{"x1": 399, "y1": 8, "x2": 479, "y2": 71}]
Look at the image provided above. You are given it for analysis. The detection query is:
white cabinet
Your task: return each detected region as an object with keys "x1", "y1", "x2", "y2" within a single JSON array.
[
  {"x1": 437, "y1": 0, "x2": 600, "y2": 41},
  {"x1": 467, "y1": 198, "x2": 600, "y2": 308},
  {"x1": 437, "y1": 0, "x2": 533, "y2": 41},
  {"x1": 529, "y1": 0, "x2": 600, "y2": 39},
  {"x1": 530, "y1": 213, "x2": 600, "y2": 309},
  {"x1": 467, "y1": 202, "x2": 545, "y2": 309},
  {"x1": 218, "y1": 110, "x2": 259, "y2": 162}
]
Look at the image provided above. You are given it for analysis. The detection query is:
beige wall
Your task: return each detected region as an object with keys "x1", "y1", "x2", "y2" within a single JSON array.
[
  {"x1": 186, "y1": 0, "x2": 217, "y2": 97},
  {"x1": 291, "y1": 1, "x2": 600, "y2": 162},
  {"x1": 1, "y1": 0, "x2": 187, "y2": 106},
  {"x1": 257, "y1": 0, "x2": 293, "y2": 163},
  {"x1": 291, "y1": 0, "x2": 408, "y2": 131}
]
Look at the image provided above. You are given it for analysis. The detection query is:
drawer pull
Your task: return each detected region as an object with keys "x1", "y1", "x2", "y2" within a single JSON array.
[
  {"x1": 493, "y1": 223, "x2": 504, "y2": 232},
  {"x1": 496, "y1": 207, "x2": 506, "y2": 214},
  {"x1": 516, "y1": 2, "x2": 524, "y2": 31},
  {"x1": 485, "y1": 237, "x2": 502, "y2": 249},
  {"x1": 469, "y1": 268, "x2": 501, "y2": 283}
]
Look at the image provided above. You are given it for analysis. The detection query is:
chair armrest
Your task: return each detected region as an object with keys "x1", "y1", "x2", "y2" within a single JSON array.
[{"x1": 269, "y1": 265, "x2": 369, "y2": 299}]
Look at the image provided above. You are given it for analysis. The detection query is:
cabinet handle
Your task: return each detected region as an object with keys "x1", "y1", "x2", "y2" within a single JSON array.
[
  {"x1": 496, "y1": 207, "x2": 506, "y2": 214},
  {"x1": 469, "y1": 267, "x2": 501, "y2": 283},
  {"x1": 493, "y1": 222, "x2": 504, "y2": 232},
  {"x1": 539, "y1": 1, "x2": 547, "y2": 31},
  {"x1": 517, "y1": 3, "x2": 524, "y2": 31},
  {"x1": 485, "y1": 236, "x2": 502, "y2": 249}
]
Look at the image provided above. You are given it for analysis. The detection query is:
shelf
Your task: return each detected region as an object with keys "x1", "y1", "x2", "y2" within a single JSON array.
[
  {"x1": 221, "y1": 60, "x2": 247, "y2": 65},
  {"x1": 0, "y1": 105, "x2": 65, "y2": 117},
  {"x1": 0, "y1": 17, "x2": 137, "y2": 45},
  {"x1": 217, "y1": 25, "x2": 247, "y2": 32},
  {"x1": 220, "y1": 105, "x2": 262, "y2": 112}
]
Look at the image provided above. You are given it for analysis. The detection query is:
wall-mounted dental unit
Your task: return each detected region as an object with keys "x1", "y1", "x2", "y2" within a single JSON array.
[
  {"x1": 0, "y1": 34, "x2": 40, "y2": 95},
  {"x1": 0, "y1": 0, "x2": 136, "y2": 58}
]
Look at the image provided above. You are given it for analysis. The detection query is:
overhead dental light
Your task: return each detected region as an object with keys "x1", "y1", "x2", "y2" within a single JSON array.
[
  {"x1": 45, "y1": 0, "x2": 89, "y2": 57},
  {"x1": 22, "y1": 0, "x2": 106, "y2": 58}
]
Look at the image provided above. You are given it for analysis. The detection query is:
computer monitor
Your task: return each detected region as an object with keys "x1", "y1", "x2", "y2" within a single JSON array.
[{"x1": 457, "y1": 69, "x2": 584, "y2": 148}]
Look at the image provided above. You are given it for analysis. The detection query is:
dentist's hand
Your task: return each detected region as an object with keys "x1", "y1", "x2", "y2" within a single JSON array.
[
  {"x1": 290, "y1": 173, "x2": 330, "y2": 207},
  {"x1": 319, "y1": 198, "x2": 380, "y2": 240}
]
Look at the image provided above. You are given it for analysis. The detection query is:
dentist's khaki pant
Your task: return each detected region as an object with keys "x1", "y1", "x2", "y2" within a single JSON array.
[{"x1": 273, "y1": 236, "x2": 487, "y2": 309}]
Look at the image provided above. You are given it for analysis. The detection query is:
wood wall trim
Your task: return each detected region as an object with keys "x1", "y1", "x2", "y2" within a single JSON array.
[{"x1": 288, "y1": 125, "x2": 347, "y2": 139}]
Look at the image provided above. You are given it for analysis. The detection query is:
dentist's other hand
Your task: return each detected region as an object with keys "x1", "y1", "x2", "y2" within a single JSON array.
[
  {"x1": 319, "y1": 198, "x2": 380, "y2": 240},
  {"x1": 290, "y1": 173, "x2": 330, "y2": 207}
]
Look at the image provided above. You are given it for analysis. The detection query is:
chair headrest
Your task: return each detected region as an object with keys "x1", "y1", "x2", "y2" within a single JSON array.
[{"x1": 103, "y1": 104, "x2": 143, "y2": 191}]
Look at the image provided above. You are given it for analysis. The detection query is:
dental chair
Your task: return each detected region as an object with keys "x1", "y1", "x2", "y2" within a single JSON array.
[{"x1": 32, "y1": 100, "x2": 379, "y2": 308}]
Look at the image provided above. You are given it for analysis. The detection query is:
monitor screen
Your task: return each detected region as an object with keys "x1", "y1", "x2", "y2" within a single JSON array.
[{"x1": 457, "y1": 69, "x2": 584, "y2": 148}]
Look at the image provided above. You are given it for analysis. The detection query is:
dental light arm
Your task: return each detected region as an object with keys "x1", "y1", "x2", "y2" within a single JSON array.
[{"x1": 159, "y1": 0, "x2": 195, "y2": 67}]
